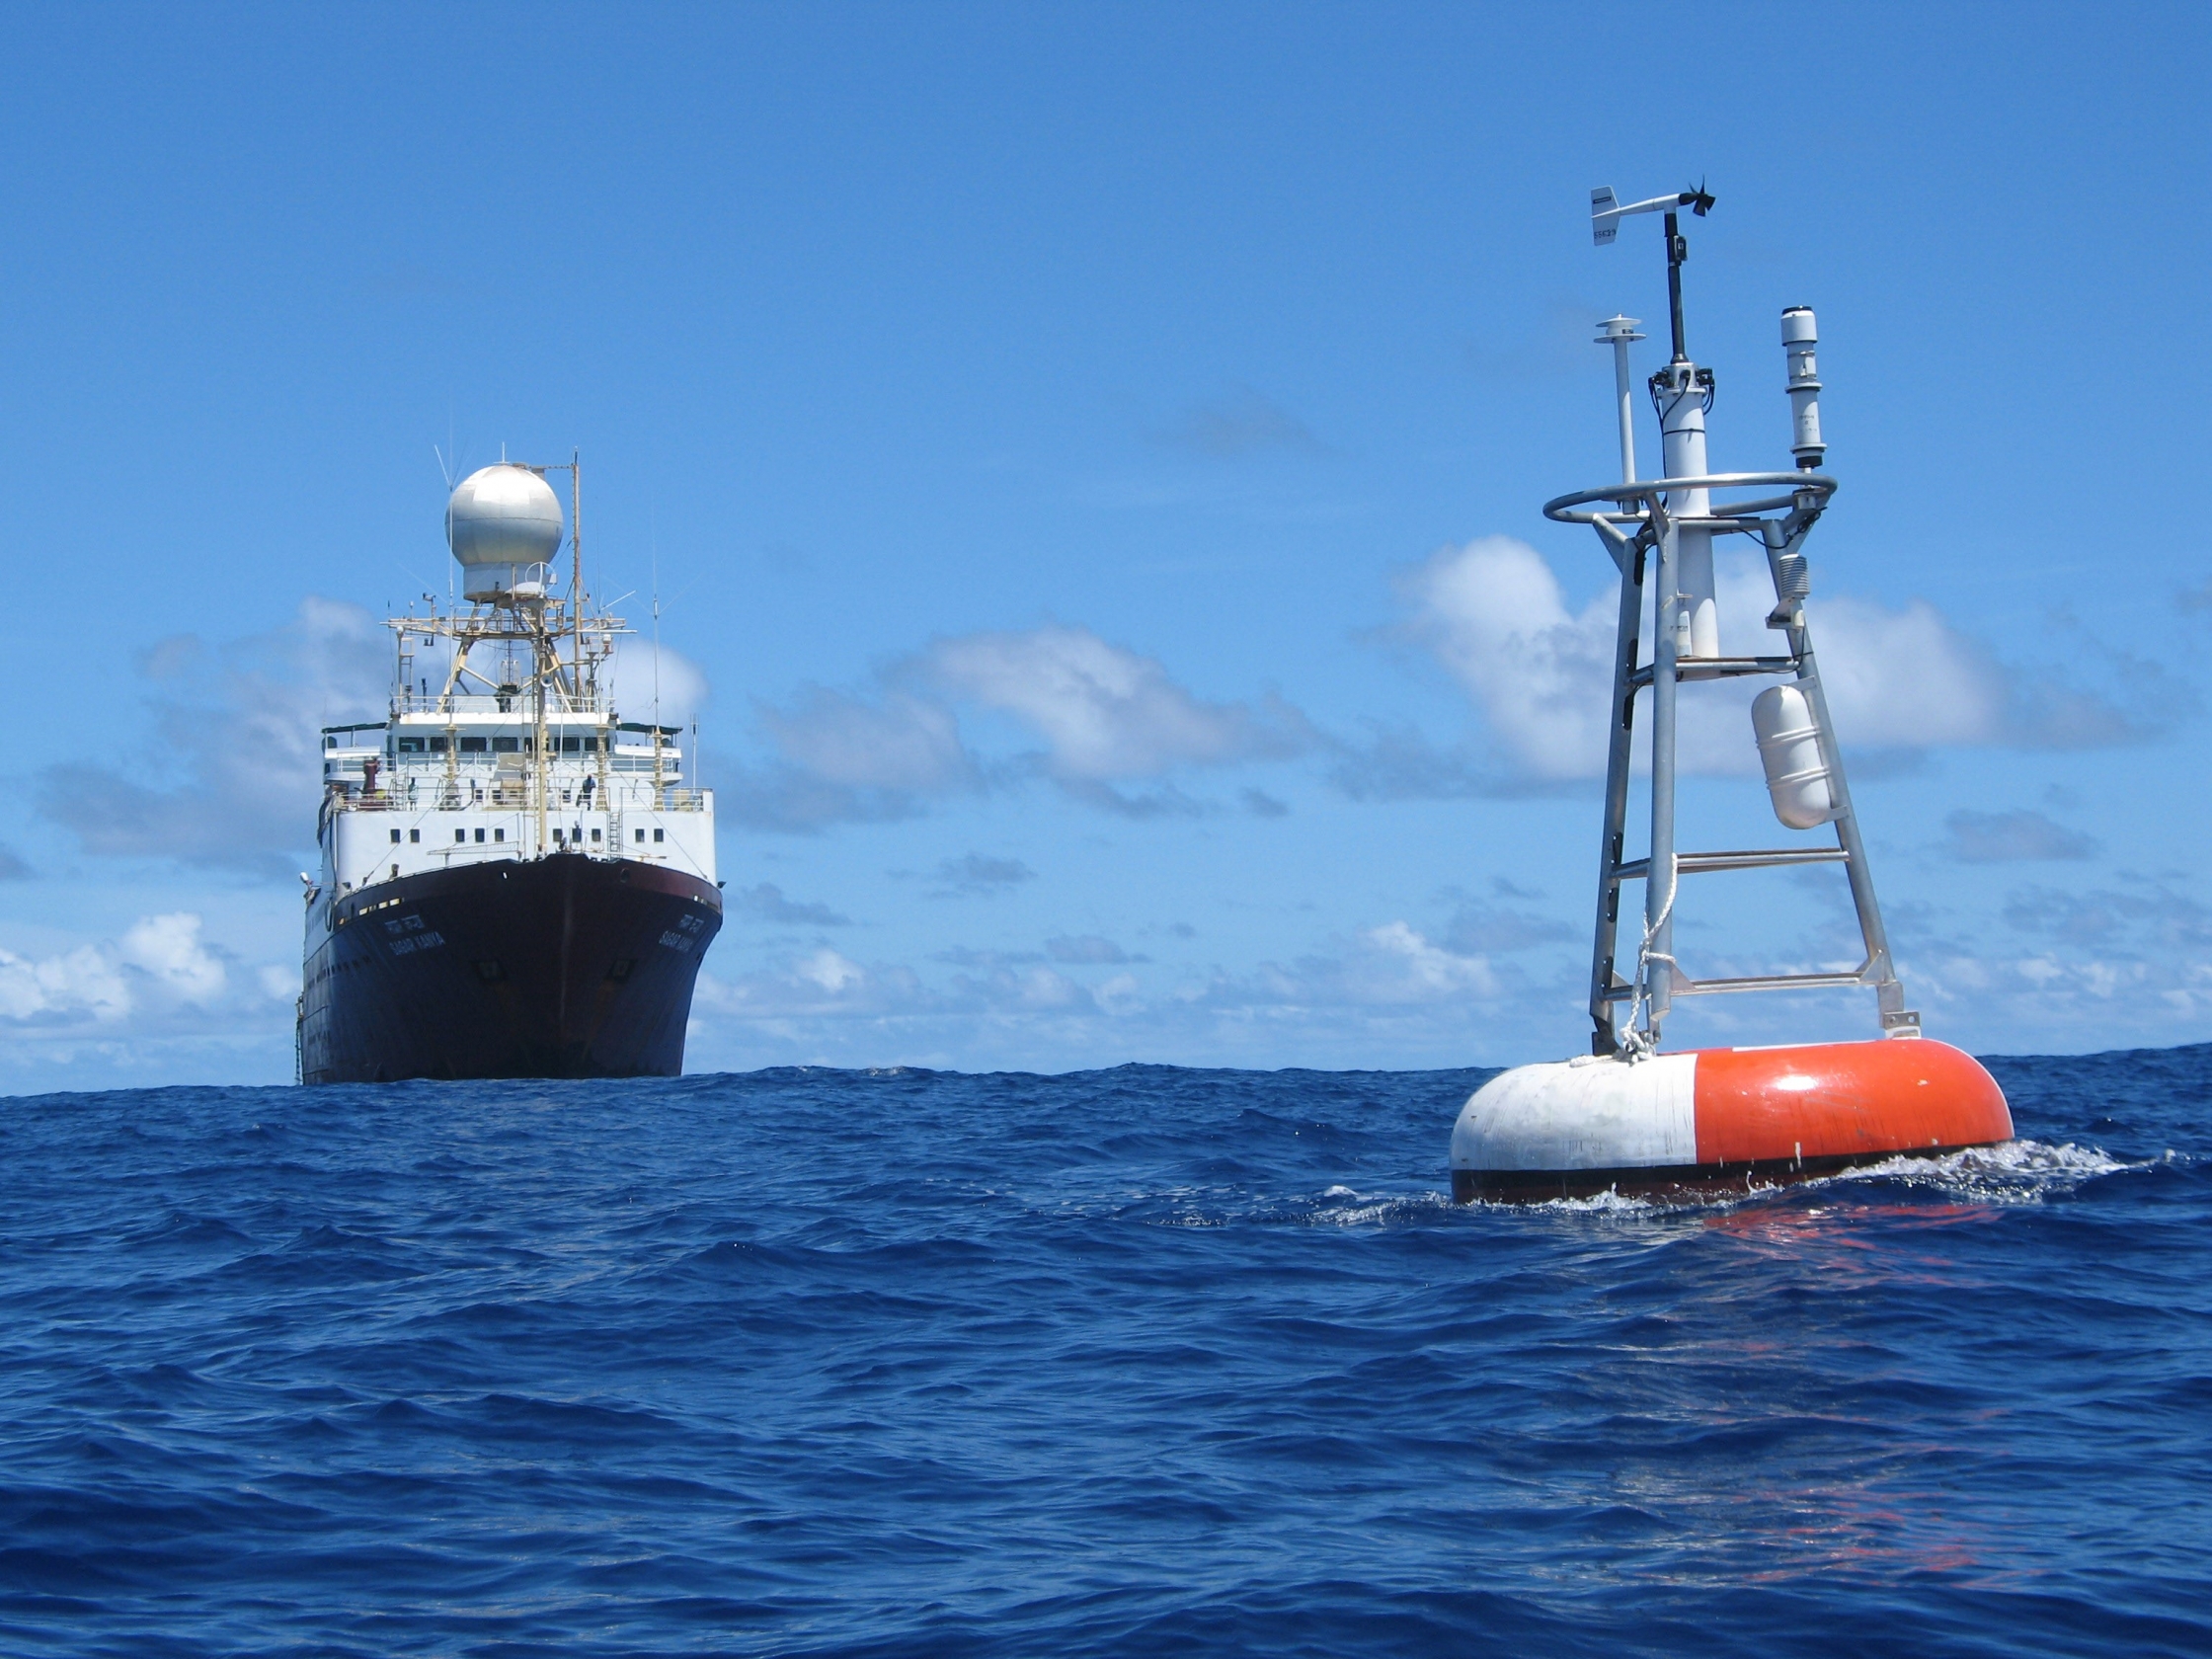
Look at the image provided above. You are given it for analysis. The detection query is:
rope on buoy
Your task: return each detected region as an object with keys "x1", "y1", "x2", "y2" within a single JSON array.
[{"x1": 1622, "y1": 857, "x2": 1681, "y2": 1062}]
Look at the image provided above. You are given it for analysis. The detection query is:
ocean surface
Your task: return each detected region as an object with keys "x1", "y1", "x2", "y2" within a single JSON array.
[{"x1": 1, "y1": 1047, "x2": 2206, "y2": 1657}]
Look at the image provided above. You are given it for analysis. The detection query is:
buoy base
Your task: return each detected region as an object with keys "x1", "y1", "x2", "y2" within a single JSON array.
[
  {"x1": 1449, "y1": 1038, "x2": 2013, "y2": 1205},
  {"x1": 1453, "y1": 1142, "x2": 1980, "y2": 1205}
]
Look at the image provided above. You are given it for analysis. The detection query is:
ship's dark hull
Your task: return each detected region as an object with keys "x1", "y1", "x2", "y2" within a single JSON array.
[{"x1": 299, "y1": 853, "x2": 721, "y2": 1084}]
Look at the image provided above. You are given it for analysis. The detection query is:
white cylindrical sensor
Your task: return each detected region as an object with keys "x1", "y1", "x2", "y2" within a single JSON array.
[
  {"x1": 1782, "y1": 306, "x2": 1823, "y2": 469},
  {"x1": 1752, "y1": 682, "x2": 1836, "y2": 830},
  {"x1": 1656, "y1": 363, "x2": 1718, "y2": 662}
]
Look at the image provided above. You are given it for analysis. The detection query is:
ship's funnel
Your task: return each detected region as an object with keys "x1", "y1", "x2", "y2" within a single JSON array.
[{"x1": 446, "y1": 464, "x2": 563, "y2": 602}]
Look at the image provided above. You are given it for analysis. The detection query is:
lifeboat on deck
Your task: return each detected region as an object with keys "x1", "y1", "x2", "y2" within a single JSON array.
[{"x1": 1450, "y1": 1038, "x2": 2012, "y2": 1202}]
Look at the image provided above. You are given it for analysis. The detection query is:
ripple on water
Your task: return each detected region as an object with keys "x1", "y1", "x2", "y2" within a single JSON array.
[{"x1": 0, "y1": 1049, "x2": 2204, "y2": 1656}]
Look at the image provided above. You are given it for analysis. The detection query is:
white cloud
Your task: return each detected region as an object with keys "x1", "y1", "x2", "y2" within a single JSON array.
[
  {"x1": 602, "y1": 640, "x2": 710, "y2": 729},
  {"x1": 1942, "y1": 808, "x2": 2098, "y2": 863},
  {"x1": 40, "y1": 597, "x2": 388, "y2": 874},
  {"x1": 1399, "y1": 537, "x2": 2099, "y2": 780},
  {"x1": 737, "y1": 624, "x2": 1311, "y2": 828},
  {"x1": 118, "y1": 913, "x2": 228, "y2": 1005},
  {"x1": 759, "y1": 687, "x2": 973, "y2": 792},
  {"x1": 1182, "y1": 921, "x2": 1504, "y2": 1012},
  {"x1": 728, "y1": 884, "x2": 852, "y2": 926},
  {"x1": 1790, "y1": 592, "x2": 2000, "y2": 748},
  {"x1": 926, "y1": 853, "x2": 1036, "y2": 895},
  {"x1": 1154, "y1": 385, "x2": 1326, "y2": 458},
  {"x1": 688, "y1": 910, "x2": 1510, "y2": 1068},
  {"x1": 926, "y1": 625, "x2": 1308, "y2": 781},
  {"x1": 1047, "y1": 934, "x2": 1136, "y2": 965},
  {"x1": 794, "y1": 948, "x2": 866, "y2": 994},
  {"x1": 0, "y1": 912, "x2": 250, "y2": 1028},
  {"x1": 1363, "y1": 920, "x2": 1501, "y2": 998},
  {"x1": 1397, "y1": 536, "x2": 1616, "y2": 779},
  {"x1": 0, "y1": 943, "x2": 131, "y2": 1023}
]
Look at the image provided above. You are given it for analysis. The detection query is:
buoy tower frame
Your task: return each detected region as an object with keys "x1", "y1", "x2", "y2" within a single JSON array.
[
  {"x1": 1565, "y1": 186, "x2": 1913, "y2": 1057},
  {"x1": 1445, "y1": 188, "x2": 2014, "y2": 1204}
]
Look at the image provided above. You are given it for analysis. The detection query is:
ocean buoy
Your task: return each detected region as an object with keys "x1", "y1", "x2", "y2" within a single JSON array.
[
  {"x1": 1448, "y1": 188, "x2": 2015, "y2": 1202},
  {"x1": 1450, "y1": 1038, "x2": 2013, "y2": 1202}
]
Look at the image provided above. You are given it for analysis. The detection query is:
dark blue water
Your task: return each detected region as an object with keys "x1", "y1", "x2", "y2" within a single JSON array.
[{"x1": 1, "y1": 1048, "x2": 2206, "y2": 1657}]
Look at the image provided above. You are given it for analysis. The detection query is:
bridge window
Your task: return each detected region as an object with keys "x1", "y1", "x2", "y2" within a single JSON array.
[
  {"x1": 430, "y1": 736, "x2": 449, "y2": 753},
  {"x1": 459, "y1": 737, "x2": 488, "y2": 754},
  {"x1": 397, "y1": 738, "x2": 425, "y2": 753},
  {"x1": 492, "y1": 737, "x2": 520, "y2": 754},
  {"x1": 562, "y1": 735, "x2": 582, "y2": 753}
]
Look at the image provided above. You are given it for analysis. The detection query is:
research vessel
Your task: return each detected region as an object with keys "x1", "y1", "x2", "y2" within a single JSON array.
[
  {"x1": 297, "y1": 458, "x2": 721, "y2": 1084},
  {"x1": 1450, "y1": 188, "x2": 2012, "y2": 1200}
]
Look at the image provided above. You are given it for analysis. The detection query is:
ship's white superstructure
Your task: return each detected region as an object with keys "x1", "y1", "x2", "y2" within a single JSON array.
[{"x1": 307, "y1": 457, "x2": 714, "y2": 924}]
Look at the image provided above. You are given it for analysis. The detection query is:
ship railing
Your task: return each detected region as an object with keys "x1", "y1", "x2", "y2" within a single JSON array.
[
  {"x1": 327, "y1": 783, "x2": 711, "y2": 813},
  {"x1": 388, "y1": 692, "x2": 610, "y2": 716}
]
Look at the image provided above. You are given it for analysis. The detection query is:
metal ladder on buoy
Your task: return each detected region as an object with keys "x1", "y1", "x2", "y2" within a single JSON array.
[{"x1": 1558, "y1": 188, "x2": 1917, "y2": 1059}]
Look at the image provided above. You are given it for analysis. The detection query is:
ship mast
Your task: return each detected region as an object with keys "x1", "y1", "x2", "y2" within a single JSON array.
[{"x1": 392, "y1": 456, "x2": 628, "y2": 832}]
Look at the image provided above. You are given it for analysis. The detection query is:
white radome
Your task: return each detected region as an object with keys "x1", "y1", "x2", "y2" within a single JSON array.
[{"x1": 446, "y1": 464, "x2": 564, "y2": 600}]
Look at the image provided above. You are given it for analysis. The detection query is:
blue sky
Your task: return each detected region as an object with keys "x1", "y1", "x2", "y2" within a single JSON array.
[{"x1": 1, "y1": 1, "x2": 2206, "y2": 1091}]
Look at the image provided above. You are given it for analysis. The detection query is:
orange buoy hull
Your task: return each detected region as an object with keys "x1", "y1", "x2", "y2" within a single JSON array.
[{"x1": 1450, "y1": 1038, "x2": 2012, "y2": 1203}]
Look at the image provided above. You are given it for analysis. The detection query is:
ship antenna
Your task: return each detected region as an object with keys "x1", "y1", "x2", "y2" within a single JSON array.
[
  {"x1": 442, "y1": 470, "x2": 454, "y2": 609},
  {"x1": 568, "y1": 448, "x2": 584, "y2": 699},
  {"x1": 650, "y1": 506, "x2": 663, "y2": 732}
]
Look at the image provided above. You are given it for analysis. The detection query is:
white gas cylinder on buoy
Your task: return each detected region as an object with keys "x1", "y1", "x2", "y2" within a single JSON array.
[{"x1": 1751, "y1": 682, "x2": 1835, "y2": 830}]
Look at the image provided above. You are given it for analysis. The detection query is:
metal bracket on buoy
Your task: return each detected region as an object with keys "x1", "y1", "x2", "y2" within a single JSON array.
[{"x1": 1563, "y1": 186, "x2": 1919, "y2": 1057}]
